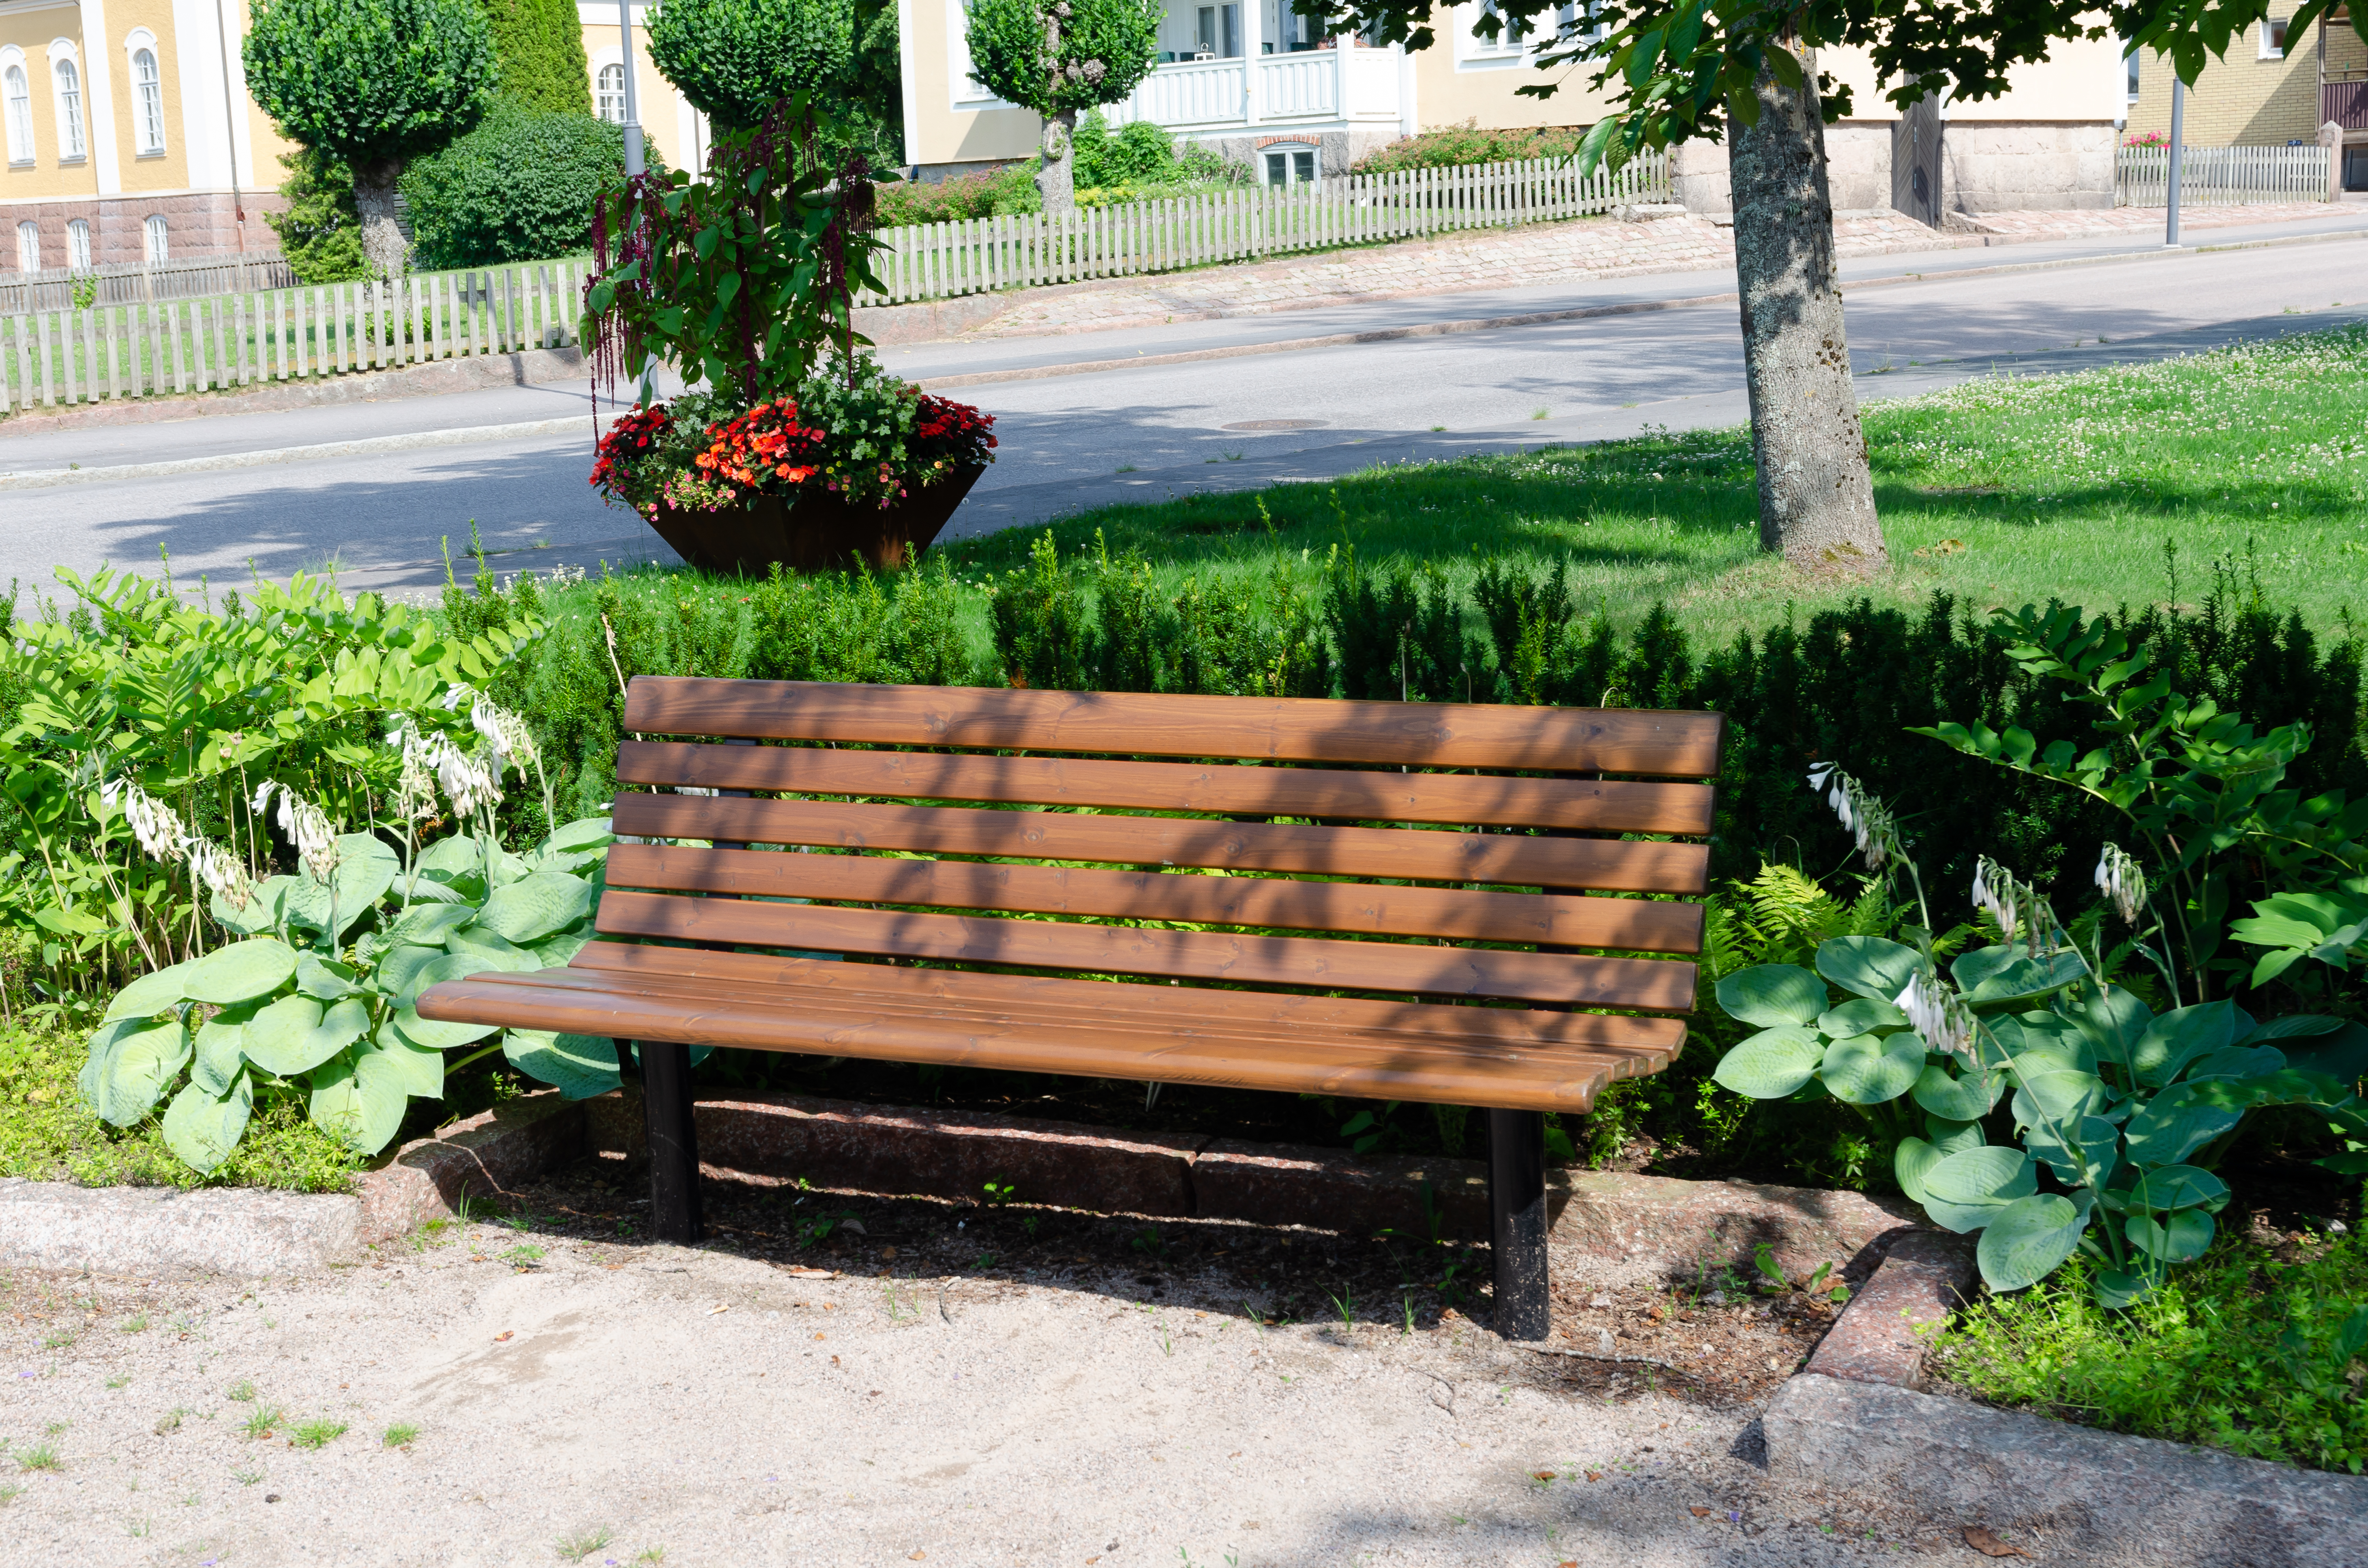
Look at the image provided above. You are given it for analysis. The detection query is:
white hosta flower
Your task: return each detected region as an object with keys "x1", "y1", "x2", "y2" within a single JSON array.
[
  {"x1": 1895, "y1": 969, "x2": 1973, "y2": 1061},
  {"x1": 1807, "y1": 764, "x2": 1900, "y2": 872},
  {"x1": 426, "y1": 730, "x2": 503, "y2": 817},
  {"x1": 252, "y1": 780, "x2": 342, "y2": 882},
  {"x1": 99, "y1": 778, "x2": 193, "y2": 862},
  {"x1": 388, "y1": 717, "x2": 440, "y2": 823},
  {"x1": 2094, "y1": 843, "x2": 2148, "y2": 927},
  {"x1": 1971, "y1": 855, "x2": 2019, "y2": 941},
  {"x1": 441, "y1": 685, "x2": 538, "y2": 780},
  {"x1": 187, "y1": 838, "x2": 255, "y2": 911}
]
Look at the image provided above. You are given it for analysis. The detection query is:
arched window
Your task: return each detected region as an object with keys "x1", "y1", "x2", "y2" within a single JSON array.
[
  {"x1": 66, "y1": 217, "x2": 91, "y2": 270},
  {"x1": 144, "y1": 213, "x2": 168, "y2": 263},
  {"x1": 2, "y1": 64, "x2": 31, "y2": 165},
  {"x1": 14, "y1": 221, "x2": 37, "y2": 275},
  {"x1": 596, "y1": 62, "x2": 626, "y2": 124},
  {"x1": 54, "y1": 57, "x2": 85, "y2": 161},
  {"x1": 132, "y1": 48, "x2": 165, "y2": 154}
]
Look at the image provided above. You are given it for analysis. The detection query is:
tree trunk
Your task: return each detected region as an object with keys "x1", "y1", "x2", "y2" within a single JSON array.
[
  {"x1": 1036, "y1": 109, "x2": 1078, "y2": 214},
  {"x1": 351, "y1": 157, "x2": 409, "y2": 279},
  {"x1": 1729, "y1": 50, "x2": 1886, "y2": 575}
]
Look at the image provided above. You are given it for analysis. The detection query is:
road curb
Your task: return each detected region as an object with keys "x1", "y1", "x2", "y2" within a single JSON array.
[
  {"x1": 0, "y1": 413, "x2": 606, "y2": 490},
  {"x1": 0, "y1": 1174, "x2": 361, "y2": 1276},
  {"x1": 1765, "y1": 1373, "x2": 2368, "y2": 1566}
]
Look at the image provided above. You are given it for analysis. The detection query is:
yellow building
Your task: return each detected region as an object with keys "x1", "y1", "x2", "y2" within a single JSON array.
[
  {"x1": 897, "y1": 0, "x2": 2129, "y2": 215},
  {"x1": 2126, "y1": 11, "x2": 2368, "y2": 189},
  {"x1": 0, "y1": 1, "x2": 711, "y2": 275}
]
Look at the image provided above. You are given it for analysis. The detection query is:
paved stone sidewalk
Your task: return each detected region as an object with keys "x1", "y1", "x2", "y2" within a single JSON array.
[{"x1": 923, "y1": 202, "x2": 2355, "y2": 342}]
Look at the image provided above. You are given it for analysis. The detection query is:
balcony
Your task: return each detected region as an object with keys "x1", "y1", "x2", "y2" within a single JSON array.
[
  {"x1": 1105, "y1": 36, "x2": 1402, "y2": 134},
  {"x1": 2327, "y1": 79, "x2": 2368, "y2": 132}
]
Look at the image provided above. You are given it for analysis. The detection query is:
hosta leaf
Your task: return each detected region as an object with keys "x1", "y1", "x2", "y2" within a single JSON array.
[
  {"x1": 86, "y1": 1015, "x2": 190, "y2": 1126},
  {"x1": 546, "y1": 817, "x2": 615, "y2": 854},
  {"x1": 2007, "y1": 1011, "x2": 2095, "y2": 1075},
  {"x1": 416, "y1": 833, "x2": 488, "y2": 883},
  {"x1": 2024, "y1": 1113, "x2": 2119, "y2": 1186},
  {"x1": 2126, "y1": 1207, "x2": 2214, "y2": 1264},
  {"x1": 2183, "y1": 1045, "x2": 2286, "y2": 1082},
  {"x1": 1896, "y1": 1137, "x2": 1942, "y2": 1205},
  {"x1": 1921, "y1": 1146, "x2": 2037, "y2": 1233},
  {"x1": 1712, "y1": 1025, "x2": 1825, "y2": 1099},
  {"x1": 182, "y1": 939, "x2": 300, "y2": 1006},
  {"x1": 2282, "y1": 1022, "x2": 2368, "y2": 1085},
  {"x1": 475, "y1": 872, "x2": 596, "y2": 945},
  {"x1": 2013, "y1": 1070, "x2": 2109, "y2": 1128},
  {"x1": 368, "y1": 1023, "x2": 446, "y2": 1099},
  {"x1": 1715, "y1": 965, "x2": 1826, "y2": 1029},
  {"x1": 1818, "y1": 1031, "x2": 1924, "y2": 1105},
  {"x1": 387, "y1": 903, "x2": 474, "y2": 946},
  {"x1": 307, "y1": 1048, "x2": 410, "y2": 1156},
  {"x1": 2125, "y1": 1164, "x2": 2229, "y2": 1214},
  {"x1": 376, "y1": 943, "x2": 449, "y2": 1006},
  {"x1": 1911, "y1": 1061, "x2": 2003, "y2": 1121},
  {"x1": 446, "y1": 924, "x2": 539, "y2": 972},
  {"x1": 1963, "y1": 949, "x2": 2087, "y2": 1006},
  {"x1": 294, "y1": 952, "x2": 360, "y2": 1001},
  {"x1": 2239, "y1": 1014, "x2": 2346, "y2": 1044},
  {"x1": 103, "y1": 961, "x2": 191, "y2": 1023},
  {"x1": 1818, "y1": 997, "x2": 1907, "y2": 1038},
  {"x1": 2073, "y1": 985, "x2": 2153, "y2": 1075},
  {"x1": 2122, "y1": 1081, "x2": 2244, "y2": 1166},
  {"x1": 502, "y1": 1031, "x2": 621, "y2": 1100},
  {"x1": 1813, "y1": 937, "x2": 1920, "y2": 1003},
  {"x1": 211, "y1": 877, "x2": 289, "y2": 936},
  {"x1": 2131, "y1": 1001, "x2": 2238, "y2": 1087},
  {"x1": 241, "y1": 995, "x2": 369, "y2": 1078},
  {"x1": 1978, "y1": 1193, "x2": 2089, "y2": 1291},
  {"x1": 191, "y1": 1005, "x2": 257, "y2": 1098},
  {"x1": 161, "y1": 1072, "x2": 253, "y2": 1175},
  {"x1": 282, "y1": 835, "x2": 401, "y2": 941},
  {"x1": 1927, "y1": 1116, "x2": 1987, "y2": 1154},
  {"x1": 391, "y1": 952, "x2": 501, "y2": 1048},
  {"x1": 2093, "y1": 1261, "x2": 2166, "y2": 1309},
  {"x1": 527, "y1": 931, "x2": 590, "y2": 968}
]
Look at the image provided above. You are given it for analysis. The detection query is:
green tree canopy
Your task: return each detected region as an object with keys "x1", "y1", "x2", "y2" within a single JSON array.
[
  {"x1": 963, "y1": 0, "x2": 1161, "y2": 211},
  {"x1": 244, "y1": 0, "x2": 498, "y2": 274},
  {"x1": 480, "y1": 0, "x2": 592, "y2": 115},
  {"x1": 646, "y1": 0, "x2": 856, "y2": 129}
]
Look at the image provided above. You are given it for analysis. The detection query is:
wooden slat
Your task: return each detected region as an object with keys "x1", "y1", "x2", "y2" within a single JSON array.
[
  {"x1": 567, "y1": 940, "x2": 1688, "y2": 1055},
  {"x1": 616, "y1": 741, "x2": 1715, "y2": 838},
  {"x1": 418, "y1": 961, "x2": 1669, "y2": 1112},
  {"x1": 622, "y1": 678, "x2": 1725, "y2": 777},
  {"x1": 604, "y1": 842, "x2": 1705, "y2": 952},
  {"x1": 612, "y1": 792, "x2": 1706, "y2": 893},
  {"x1": 592, "y1": 889, "x2": 1696, "y2": 1009}
]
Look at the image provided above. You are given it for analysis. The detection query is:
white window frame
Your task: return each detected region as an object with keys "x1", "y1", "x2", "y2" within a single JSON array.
[
  {"x1": 144, "y1": 213, "x2": 167, "y2": 263},
  {"x1": 1262, "y1": 142, "x2": 1318, "y2": 184},
  {"x1": 1461, "y1": 0, "x2": 1532, "y2": 65},
  {"x1": 594, "y1": 59, "x2": 627, "y2": 124},
  {"x1": 66, "y1": 216, "x2": 91, "y2": 270},
  {"x1": 50, "y1": 43, "x2": 86, "y2": 163},
  {"x1": 2259, "y1": 17, "x2": 2288, "y2": 57},
  {"x1": 125, "y1": 32, "x2": 165, "y2": 156},
  {"x1": 14, "y1": 219, "x2": 37, "y2": 275},
  {"x1": 2, "y1": 52, "x2": 33, "y2": 167},
  {"x1": 2125, "y1": 46, "x2": 2140, "y2": 102}
]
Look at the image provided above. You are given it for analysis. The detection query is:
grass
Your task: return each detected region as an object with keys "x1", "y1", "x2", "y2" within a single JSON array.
[
  {"x1": 0, "y1": 1024, "x2": 362, "y2": 1194},
  {"x1": 1936, "y1": 1232, "x2": 2368, "y2": 1474},
  {"x1": 289, "y1": 1418, "x2": 347, "y2": 1450},
  {"x1": 382, "y1": 1422, "x2": 419, "y2": 1448},
  {"x1": 555, "y1": 1524, "x2": 614, "y2": 1561},
  {"x1": 15, "y1": 1445, "x2": 58, "y2": 1472},
  {"x1": 240, "y1": 1406, "x2": 284, "y2": 1441},
  {"x1": 925, "y1": 322, "x2": 2368, "y2": 652}
]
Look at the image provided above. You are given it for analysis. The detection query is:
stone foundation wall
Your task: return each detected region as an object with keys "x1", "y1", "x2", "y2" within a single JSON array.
[
  {"x1": 1671, "y1": 120, "x2": 2115, "y2": 221},
  {"x1": 1, "y1": 191, "x2": 286, "y2": 272}
]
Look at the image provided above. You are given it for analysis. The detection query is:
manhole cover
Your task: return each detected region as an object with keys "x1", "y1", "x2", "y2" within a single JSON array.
[{"x1": 1219, "y1": 418, "x2": 1328, "y2": 431}]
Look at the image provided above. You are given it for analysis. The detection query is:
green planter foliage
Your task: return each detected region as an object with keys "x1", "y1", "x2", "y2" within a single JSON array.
[
  {"x1": 401, "y1": 103, "x2": 642, "y2": 268},
  {"x1": 480, "y1": 0, "x2": 592, "y2": 114}
]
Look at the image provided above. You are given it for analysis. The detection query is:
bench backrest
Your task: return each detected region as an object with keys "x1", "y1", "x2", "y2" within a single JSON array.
[{"x1": 604, "y1": 678, "x2": 1724, "y2": 1018}]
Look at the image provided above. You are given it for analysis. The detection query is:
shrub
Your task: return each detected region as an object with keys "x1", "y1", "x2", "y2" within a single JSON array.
[
  {"x1": 1350, "y1": 120, "x2": 1592, "y2": 174},
  {"x1": 646, "y1": 0, "x2": 856, "y2": 130},
  {"x1": 873, "y1": 166, "x2": 1039, "y2": 226},
  {"x1": 266, "y1": 147, "x2": 372, "y2": 284},
  {"x1": 480, "y1": 0, "x2": 591, "y2": 115},
  {"x1": 400, "y1": 103, "x2": 639, "y2": 268}
]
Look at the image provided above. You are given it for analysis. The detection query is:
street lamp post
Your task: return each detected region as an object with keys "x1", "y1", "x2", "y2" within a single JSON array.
[
  {"x1": 2166, "y1": 73, "x2": 2185, "y2": 248},
  {"x1": 616, "y1": 0, "x2": 645, "y2": 178}
]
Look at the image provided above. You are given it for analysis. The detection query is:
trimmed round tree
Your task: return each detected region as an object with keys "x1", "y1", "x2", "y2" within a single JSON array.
[
  {"x1": 964, "y1": 0, "x2": 1161, "y2": 213},
  {"x1": 646, "y1": 0, "x2": 856, "y2": 130},
  {"x1": 244, "y1": 0, "x2": 498, "y2": 277}
]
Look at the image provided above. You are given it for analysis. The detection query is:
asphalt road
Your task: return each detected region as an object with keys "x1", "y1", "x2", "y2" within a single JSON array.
[{"x1": 3, "y1": 215, "x2": 2364, "y2": 596}]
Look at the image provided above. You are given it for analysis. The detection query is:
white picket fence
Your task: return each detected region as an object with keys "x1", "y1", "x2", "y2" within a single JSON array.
[
  {"x1": 860, "y1": 152, "x2": 1673, "y2": 306},
  {"x1": 2115, "y1": 144, "x2": 2334, "y2": 207},
  {"x1": 0, "y1": 259, "x2": 591, "y2": 415}
]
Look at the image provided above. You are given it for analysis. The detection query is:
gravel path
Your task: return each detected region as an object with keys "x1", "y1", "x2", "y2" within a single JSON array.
[{"x1": 0, "y1": 1191, "x2": 1956, "y2": 1567}]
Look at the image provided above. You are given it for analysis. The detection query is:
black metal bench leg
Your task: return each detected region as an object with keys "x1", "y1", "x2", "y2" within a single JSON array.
[
  {"x1": 639, "y1": 1039, "x2": 704, "y2": 1245},
  {"x1": 1488, "y1": 1108, "x2": 1549, "y2": 1341}
]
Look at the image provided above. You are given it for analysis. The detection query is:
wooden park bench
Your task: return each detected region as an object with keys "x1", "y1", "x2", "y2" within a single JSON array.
[{"x1": 416, "y1": 678, "x2": 1724, "y2": 1339}]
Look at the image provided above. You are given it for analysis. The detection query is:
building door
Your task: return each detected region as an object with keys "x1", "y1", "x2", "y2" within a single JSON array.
[{"x1": 1892, "y1": 93, "x2": 1943, "y2": 226}]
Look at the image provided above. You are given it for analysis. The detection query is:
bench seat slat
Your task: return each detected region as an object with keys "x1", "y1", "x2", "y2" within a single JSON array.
[
  {"x1": 604, "y1": 842, "x2": 1705, "y2": 952},
  {"x1": 594, "y1": 889, "x2": 1698, "y2": 1010},
  {"x1": 611, "y1": 793, "x2": 1709, "y2": 894},
  {"x1": 422, "y1": 965, "x2": 1663, "y2": 1112},
  {"x1": 569, "y1": 941, "x2": 1688, "y2": 1055},
  {"x1": 616, "y1": 741, "x2": 1717, "y2": 837},
  {"x1": 622, "y1": 681, "x2": 1726, "y2": 776}
]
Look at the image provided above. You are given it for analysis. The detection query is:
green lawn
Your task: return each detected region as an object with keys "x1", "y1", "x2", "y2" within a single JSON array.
[{"x1": 933, "y1": 321, "x2": 2368, "y2": 646}]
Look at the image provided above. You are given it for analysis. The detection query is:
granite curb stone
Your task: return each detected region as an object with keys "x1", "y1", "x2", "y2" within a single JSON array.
[
  {"x1": 1802, "y1": 1228, "x2": 1978, "y2": 1388},
  {"x1": 1765, "y1": 1372, "x2": 2368, "y2": 1567},
  {"x1": 0, "y1": 1175, "x2": 360, "y2": 1275}
]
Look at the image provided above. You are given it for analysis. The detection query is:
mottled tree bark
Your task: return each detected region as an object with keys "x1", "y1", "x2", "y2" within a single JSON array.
[
  {"x1": 1730, "y1": 49, "x2": 1887, "y2": 575},
  {"x1": 352, "y1": 157, "x2": 409, "y2": 279},
  {"x1": 1036, "y1": 108, "x2": 1078, "y2": 214}
]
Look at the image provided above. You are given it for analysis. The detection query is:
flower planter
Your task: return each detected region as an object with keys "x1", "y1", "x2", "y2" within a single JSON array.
[{"x1": 643, "y1": 465, "x2": 984, "y2": 576}]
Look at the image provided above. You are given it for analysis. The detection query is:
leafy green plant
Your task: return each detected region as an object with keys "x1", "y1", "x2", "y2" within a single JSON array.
[
  {"x1": 646, "y1": 0, "x2": 855, "y2": 129},
  {"x1": 289, "y1": 1417, "x2": 346, "y2": 1449},
  {"x1": 401, "y1": 102, "x2": 643, "y2": 268}
]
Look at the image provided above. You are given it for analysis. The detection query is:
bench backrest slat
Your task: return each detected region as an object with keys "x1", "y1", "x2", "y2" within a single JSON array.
[
  {"x1": 621, "y1": 680, "x2": 1725, "y2": 775},
  {"x1": 602, "y1": 677, "x2": 1724, "y2": 1014},
  {"x1": 616, "y1": 740, "x2": 1714, "y2": 836},
  {"x1": 596, "y1": 889, "x2": 1700, "y2": 1010},
  {"x1": 609, "y1": 795, "x2": 1709, "y2": 895}
]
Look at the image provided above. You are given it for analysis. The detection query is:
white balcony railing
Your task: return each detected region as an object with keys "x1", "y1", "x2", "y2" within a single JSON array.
[
  {"x1": 1124, "y1": 58, "x2": 1246, "y2": 127},
  {"x1": 1112, "y1": 46, "x2": 1401, "y2": 132},
  {"x1": 1257, "y1": 52, "x2": 1338, "y2": 120}
]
